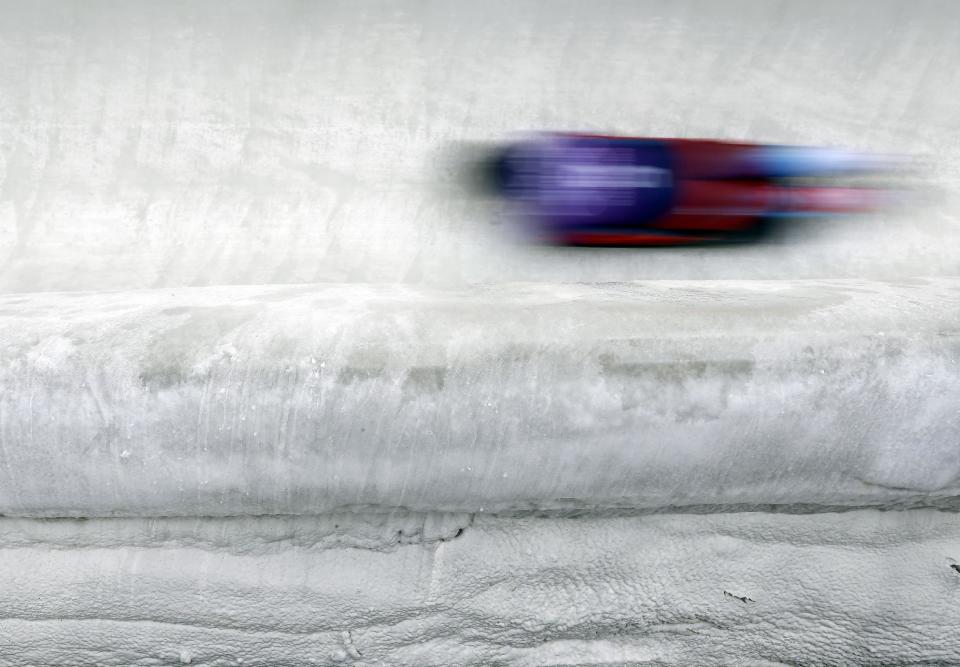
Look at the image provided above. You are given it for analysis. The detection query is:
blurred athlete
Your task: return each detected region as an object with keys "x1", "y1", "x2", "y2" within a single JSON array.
[{"x1": 488, "y1": 133, "x2": 900, "y2": 245}]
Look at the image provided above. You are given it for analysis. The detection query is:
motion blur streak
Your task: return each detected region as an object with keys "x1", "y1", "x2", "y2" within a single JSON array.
[{"x1": 486, "y1": 133, "x2": 906, "y2": 245}]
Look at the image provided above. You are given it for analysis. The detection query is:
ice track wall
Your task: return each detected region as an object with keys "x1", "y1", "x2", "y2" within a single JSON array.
[
  {"x1": 1, "y1": 1, "x2": 960, "y2": 665},
  {"x1": 1, "y1": 0, "x2": 958, "y2": 292},
  {"x1": 1, "y1": 279, "x2": 958, "y2": 517}
]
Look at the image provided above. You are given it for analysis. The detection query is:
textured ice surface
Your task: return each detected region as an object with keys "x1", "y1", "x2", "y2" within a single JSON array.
[
  {"x1": 0, "y1": 279, "x2": 958, "y2": 517},
  {"x1": 4, "y1": 511, "x2": 960, "y2": 666},
  {"x1": 1, "y1": 0, "x2": 959, "y2": 664}
]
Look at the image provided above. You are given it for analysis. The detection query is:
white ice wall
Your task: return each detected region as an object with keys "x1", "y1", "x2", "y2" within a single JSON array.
[
  {"x1": 1, "y1": 1, "x2": 959, "y2": 664},
  {"x1": 1, "y1": 0, "x2": 958, "y2": 292},
  {"x1": 1, "y1": 280, "x2": 958, "y2": 517}
]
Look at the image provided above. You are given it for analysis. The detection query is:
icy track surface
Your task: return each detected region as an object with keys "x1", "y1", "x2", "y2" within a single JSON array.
[
  {"x1": 5, "y1": 511, "x2": 960, "y2": 666},
  {"x1": 1, "y1": 0, "x2": 959, "y2": 664}
]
